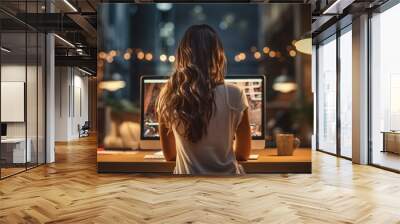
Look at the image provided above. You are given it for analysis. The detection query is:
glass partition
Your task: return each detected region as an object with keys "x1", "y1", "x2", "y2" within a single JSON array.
[
  {"x1": 0, "y1": 1, "x2": 46, "y2": 179},
  {"x1": 317, "y1": 36, "x2": 337, "y2": 154},
  {"x1": 339, "y1": 28, "x2": 352, "y2": 158},
  {"x1": 370, "y1": 3, "x2": 400, "y2": 171},
  {"x1": 0, "y1": 30, "x2": 28, "y2": 177}
]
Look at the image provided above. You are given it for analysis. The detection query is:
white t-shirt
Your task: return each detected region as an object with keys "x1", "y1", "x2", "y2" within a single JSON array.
[{"x1": 170, "y1": 83, "x2": 249, "y2": 175}]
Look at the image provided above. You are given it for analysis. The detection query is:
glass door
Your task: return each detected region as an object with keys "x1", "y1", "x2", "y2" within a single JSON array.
[
  {"x1": 317, "y1": 35, "x2": 337, "y2": 154},
  {"x1": 370, "y1": 2, "x2": 400, "y2": 171},
  {"x1": 339, "y1": 27, "x2": 352, "y2": 158}
]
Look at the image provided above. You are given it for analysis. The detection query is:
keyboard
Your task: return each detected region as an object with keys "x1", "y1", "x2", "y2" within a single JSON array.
[{"x1": 144, "y1": 151, "x2": 165, "y2": 159}]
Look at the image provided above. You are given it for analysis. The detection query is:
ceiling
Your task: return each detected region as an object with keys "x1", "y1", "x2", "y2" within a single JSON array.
[{"x1": 0, "y1": 0, "x2": 389, "y2": 73}]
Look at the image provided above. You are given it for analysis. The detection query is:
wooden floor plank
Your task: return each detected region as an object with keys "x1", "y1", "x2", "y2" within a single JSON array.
[{"x1": 0, "y1": 135, "x2": 399, "y2": 223}]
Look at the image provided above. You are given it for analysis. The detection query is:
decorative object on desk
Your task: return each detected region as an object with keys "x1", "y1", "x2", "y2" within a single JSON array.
[{"x1": 276, "y1": 134, "x2": 300, "y2": 156}]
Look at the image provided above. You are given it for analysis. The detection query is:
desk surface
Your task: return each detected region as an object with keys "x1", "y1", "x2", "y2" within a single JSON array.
[
  {"x1": 1, "y1": 138, "x2": 27, "y2": 143},
  {"x1": 97, "y1": 148, "x2": 312, "y2": 174}
]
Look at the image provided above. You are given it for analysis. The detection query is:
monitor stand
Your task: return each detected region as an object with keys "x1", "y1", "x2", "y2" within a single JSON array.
[{"x1": 140, "y1": 140, "x2": 161, "y2": 150}]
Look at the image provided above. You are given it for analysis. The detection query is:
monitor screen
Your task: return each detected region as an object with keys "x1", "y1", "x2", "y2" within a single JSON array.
[{"x1": 141, "y1": 76, "x2": 264, "y2": 139}]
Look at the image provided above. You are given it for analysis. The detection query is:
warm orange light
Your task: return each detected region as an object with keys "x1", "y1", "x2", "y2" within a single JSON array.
[
  {"x1": 234, "y1": 55, "x2": 241, "y2": 62},
  {"x1": 289, "y1": 50, "x2": 297, "y2": 57},
  {"x1": 145, "y1": 53, "x2": 153, "y2": 61},
  {"x1": 109, "y1": 50, "x2": 117, "y2": 57},
  {"x1": 98, "y1": 51, "x2": 107, "y2": 59},
  {"x1": 254, "y1": 51, "x2": 261, "y2": 59},
  {"x1": 238, "y1": 52, "x2": 246, "y2": 61},
  {"x1": 263, "y1": 47, "x2": 270, "y2": 54},
  {"x1": 160, "y1": 54, "x2": 167, "y2": 62},
  {"x1": 123, "y1": 52, "x2": 131, "y2": 60},
  {"x1": 273, "y1": 82, "x2": 297, "y2": 93},
  {"x1": 106, "y1": 55, "x2": 114, "y2": 63},
  {"x1": 269, "y1": 51, "x2": 276, "y2": 58},
  {"x1": 168, "y1": 55, "x2": 175, "y2": 63},
  {"x1": 99, "y1": 80, "x2": 126, "y2": 92},
  {"x1": 137, "y1": 51, "x2": 145, "y2": 60}
]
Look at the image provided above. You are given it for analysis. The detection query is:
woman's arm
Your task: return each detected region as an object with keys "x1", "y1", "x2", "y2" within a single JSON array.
[
  {"x1": 235, "y1": 109, "x2": 251, "y2": 161},
  {"x1": 159, "y1": 123, "x2": 176, "y2": 161}
]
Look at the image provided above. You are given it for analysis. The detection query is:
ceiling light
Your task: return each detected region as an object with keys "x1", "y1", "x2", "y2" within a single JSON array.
[
  {"x1": 1, "y1": 47, "x2": 11, "y2": 53},
  {"x1": 54, "y1": 34, "x2": 75, "y2": 48},
  {"x1": 63, "y1": 0, "x2": 78, "y2": 12},
  {"x1": 294, "y1": 38, "x2": 312, "y2": 55},
  {"x1": 78, "y1": 67, "x2": 93, "y2": 76},
  {"x1": 322, "y1": 0, "x2": 354, "y2": 15}
]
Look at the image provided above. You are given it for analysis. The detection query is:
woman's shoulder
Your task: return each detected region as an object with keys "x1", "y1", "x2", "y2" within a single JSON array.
[
  {"x1": 222, "y1": 82, "x2": 243, "y2": 98},
  {"x1": 224, "y1": 82, "x2": 242, "y2": 94}
]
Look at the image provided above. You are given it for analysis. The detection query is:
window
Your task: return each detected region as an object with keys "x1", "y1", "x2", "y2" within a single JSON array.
[
  {"x1": 317, "y1": 36, "x2": 337, "y2": 154},
  {"x1": 339, "y1": 28, "x2": 352, "y2": 158},
  {"x1": 370, "y1": 3, "x2": 400, "y2": 171}
]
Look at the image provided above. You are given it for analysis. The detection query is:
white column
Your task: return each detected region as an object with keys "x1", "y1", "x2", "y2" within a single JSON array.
[
  {"x1": 352, "y1": 14, "x2": 369, "y2": 164},
  {"x1": 46, "y1": 32, "x2": 55, "y2": 163}
]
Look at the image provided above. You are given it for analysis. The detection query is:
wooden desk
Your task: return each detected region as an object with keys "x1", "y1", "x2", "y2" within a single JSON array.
[
  {"x1": 1, "y1": 138, "x2": 31, "y2": 164},
  {"x1": 97, "y1": 148, "x2": 311, "y2": 174},
  {"x1": 382, "y1": 131, "x2": 400, "y2": 154}
]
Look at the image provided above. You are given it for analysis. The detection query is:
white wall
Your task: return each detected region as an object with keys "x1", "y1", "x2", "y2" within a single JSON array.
[
  {"x1": 1, "y1": 64, "x2": 46, "y2": 164},
  {"x1": 55, "y1": 67, "x2": 89, "y2": 141}
]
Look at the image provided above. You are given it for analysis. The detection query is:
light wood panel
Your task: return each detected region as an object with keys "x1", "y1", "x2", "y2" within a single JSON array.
[{"x1": 1, "y1": 135, "x2": 400, "y2": 223}]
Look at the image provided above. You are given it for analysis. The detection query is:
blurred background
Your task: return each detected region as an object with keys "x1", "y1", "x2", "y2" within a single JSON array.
[{"x1": 98, "y1": 3, "x2": 312, "y2": 149}]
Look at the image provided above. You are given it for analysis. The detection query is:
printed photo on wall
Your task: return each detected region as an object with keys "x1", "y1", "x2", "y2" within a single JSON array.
[{"x1": 96, "y1": 3, "x2": 312, "y2": 175}]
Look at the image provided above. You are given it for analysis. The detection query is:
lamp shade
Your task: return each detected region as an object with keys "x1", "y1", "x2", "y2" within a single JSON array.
[{"x1": 294, "y1": 38, "x2": 312, "y2": 55}]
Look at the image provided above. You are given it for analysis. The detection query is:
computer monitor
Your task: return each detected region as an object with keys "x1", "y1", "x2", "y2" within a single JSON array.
[
  {"x1": 140, "y1": 75, "x2": 265, "y2": 149},
  {"x1": 1, "y1": 123, "x2": 7, "y2": 138}
]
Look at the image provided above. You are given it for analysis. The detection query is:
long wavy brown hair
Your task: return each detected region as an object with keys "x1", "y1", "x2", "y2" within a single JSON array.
[{"x1": 157, "y1": 24, "x2": 226, "y2": 143}]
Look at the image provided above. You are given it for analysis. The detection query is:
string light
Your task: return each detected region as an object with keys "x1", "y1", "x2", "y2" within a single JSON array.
[
  {"x1": 137, "y1": 51, "x2": 145, "y2": 60},
  {"x1": 254, "y1": 51, "x2": 261, "y2": 59},
  {"x1": 168, "y1": 55, "x2": 175, "y2": 63},
  {"x1": 269, "y1": 51, "x2": 276, "y2": 58},
  {"x1": 238, "y1": 52, "x2": 246, "y2": 60},
  {"x1": 160, "y1": 54, "x2": 167, "y2": 62},
  {"x1": 123, "y1": 52, "x2": 131, "y2": 60},
  {"x1": 145, "y1": 53, "x2": 153, "y2": 61},
  {"x1": 98, "y1": 51, "x2": 107, "y2": 59},
  {"x1": 109, "y1": 50, "x2": 117, "y2": 57},
  {"x1": 289, "y1": 50, "x2": 297, "y2": 57},
  {"x1": 263, "y1": 47, "x2": 270, "y2": 54},
  {"x1": 106, "y1": 55, "x2": 113, "y2": 63}
]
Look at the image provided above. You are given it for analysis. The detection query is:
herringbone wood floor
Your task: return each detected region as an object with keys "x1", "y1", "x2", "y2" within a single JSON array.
[{"x1": 1, "y1": 135, "x2": 400, "y2": 224}]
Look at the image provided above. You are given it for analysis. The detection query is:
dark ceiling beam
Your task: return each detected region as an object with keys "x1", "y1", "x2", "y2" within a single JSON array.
[
  {"x1": 67, "y1": 13, "x2": 97, "y2": 40},
  {"x1": 12, "y1": 13, "x2": 83, "y2": 32},
  {"x1": 55, "y1": 55, "x2": 97, "y2": 70}
]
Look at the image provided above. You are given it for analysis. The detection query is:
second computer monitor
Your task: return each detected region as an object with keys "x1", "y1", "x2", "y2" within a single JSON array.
[{"x1": 140, "y1": 75, "x2": 265, "y2": 149}]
